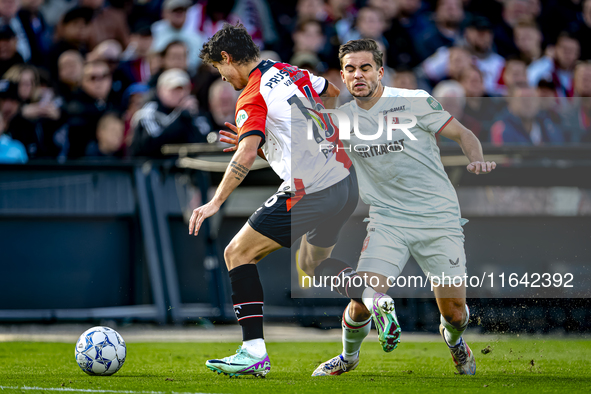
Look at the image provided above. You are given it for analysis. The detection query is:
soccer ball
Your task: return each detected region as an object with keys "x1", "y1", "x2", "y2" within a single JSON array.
[{"x1": 75, "y1": 326, "x2": 126, "y2": 376}]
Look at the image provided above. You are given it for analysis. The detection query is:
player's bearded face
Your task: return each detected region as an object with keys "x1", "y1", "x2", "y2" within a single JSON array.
[{"x1": 340, "y1": 52, "x2": 384, "y2": 98}]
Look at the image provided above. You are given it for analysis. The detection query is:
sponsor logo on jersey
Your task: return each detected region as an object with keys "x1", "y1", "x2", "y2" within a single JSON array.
[
  {"x1": 449, "y1": 258, "x2": 460, "y2": 267},
  {"x1": 427, "y1": 97, "x2": 443, "y2": 110},
  {"x1": 236, "y1": 109, "x2": 248, "y2": 127}
]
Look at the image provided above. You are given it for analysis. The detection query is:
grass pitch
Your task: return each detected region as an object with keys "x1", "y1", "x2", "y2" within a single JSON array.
[{"x1": 1, "y1": 339, "x2": 590, "y2": 394}]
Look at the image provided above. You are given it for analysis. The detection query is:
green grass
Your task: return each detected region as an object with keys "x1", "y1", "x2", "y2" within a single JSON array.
[{"x1": 1, "y1": 339, "x2": 590, "y2": 393}]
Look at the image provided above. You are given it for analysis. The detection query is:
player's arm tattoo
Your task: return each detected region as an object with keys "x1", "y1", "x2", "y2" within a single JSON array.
[{"x1": 229, "y1": 160, "x2": 250, "y2": 181}]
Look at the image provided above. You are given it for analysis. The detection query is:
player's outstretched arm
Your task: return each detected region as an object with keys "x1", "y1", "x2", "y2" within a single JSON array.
[
  {"x1": 188, "y1": 135, "x2": 261, "y2": 235},
  {"x1": 439, "y1": 118, "x2": 496, "y2": 175}
]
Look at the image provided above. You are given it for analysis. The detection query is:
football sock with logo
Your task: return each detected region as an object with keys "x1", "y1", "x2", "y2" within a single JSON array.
[
  {"x1": 315, "y1": 258, "x2": 367, "y2": 301},
  {"x1": 341, "y1": 306, "x2": 371, "y2": 362},
  {"x1": 441, "y1": 305, "x2": 470, "y2": 347},
  {"x1": 229, "y1": 264, "x2": 266, "y2": 357}
]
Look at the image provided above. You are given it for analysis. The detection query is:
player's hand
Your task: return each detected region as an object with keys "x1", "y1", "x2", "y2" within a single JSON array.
[
  {"x1": 219, "y1": 122, "x2": 239, "y2": 152},
  {"x1": 467, "y1": 161, "x2": 496, "y2": 174},
  {"x1": 188, "y1": 201, "x2": 220, "y2": 236}
]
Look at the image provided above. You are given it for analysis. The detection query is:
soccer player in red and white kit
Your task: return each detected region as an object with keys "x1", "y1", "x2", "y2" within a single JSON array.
[{"x1": 188, "y1": 23, "x2": 359, "y2": 377}]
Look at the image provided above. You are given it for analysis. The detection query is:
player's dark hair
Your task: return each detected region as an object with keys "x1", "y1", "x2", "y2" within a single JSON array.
[
  {"x1": 338, "y1": 38, "x2": 383, "y2": 69},
  {"x1": 199, "y1": 23, "x2": 260, "y2": 65}
]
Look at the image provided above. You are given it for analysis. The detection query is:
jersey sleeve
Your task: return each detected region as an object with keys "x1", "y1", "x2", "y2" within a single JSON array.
[
  {"x1": 412, "y1": 92, "x2": 454, "y2": 135},
  {"x1": 307, "y1": 71, "x2": 329, "y2": 96},
  {"x1": 235, "y1": 92, "x2": 268, "y2": 148}
]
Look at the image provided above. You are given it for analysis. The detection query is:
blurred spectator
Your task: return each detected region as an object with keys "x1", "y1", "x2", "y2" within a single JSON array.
[
  {"x1": 47, "y1": 6, "x2": 93, "y2": 78},
  {"x1": 17, "y1": 0, "x2": 52, "y2": 67},
  {"x1": 420, "y1": 46, "x2": 471, "y2": 88},
  {"x1": 363, "y1": 0, "x2": 418, "y2": 69},
  {"x1": 85, "y1": 112, "x2": 124, "y2": 157},
  {"x1": 3, "y1": 63, "x2": 39, "y2": 102},
  {"x1": 493, "y1": 0, "x2": 538, "y2": 58},
  {"x1": 87, "y1": 39, "x2": 122, "y2": 69},
  {"x1": 0, "y1": 75, "x2": 50, "y2": 158},
  {"x1": 327, "y1": 0, "x2": 357, "y2": 44},
  {"x1": 121, "y1": 82, "x2": 148, "y2": 150},
  {"x1": 148, "y1": 40, "x2": 188, "y2": 88},
  {"x1": 121, "y1": 24, "x2": 152, "y2": 62},
  {"x1": 296, "y1": 0, "x2": 328, "y2": 22},
  {"x1": 573, "y1": 0, "x2": 591, "y2": 60},
  {"x1": 342, "y1": 7, "x2": 387, "y2": 47},
  {"x1": 392, "y1": 68, "x2": 418, "y2": 90},
  {"x1": 421, "y1": 16, "x2": 505, "y2": 95},
  {"x1": 291, "y1": 19, "x2": 326, "y2": 65},
  {"x1": 5, "y1": 64, "x2": 64, "y2": 157},
  {"x1": 66, "y1": 60, "x2": 114, "y2": 158},
  {"x1": 535, "y1": 79, "x2": 562, "y2": 129},
  {"x1": 464, "y1": 15, "x2": 506, "y2": 95},
  {"x1": 131, "y1": 68, "x2": 204, "y2": 157},
  {"x1": 0, "y1": 24, "x2": 24, "y2": 77},
  {"x1": 0, "y1": 0, "x2": 32, "y2": 63},
  {"x1": 561, "y1": 61, "x2": 591, "y2": 142},
  {"x1": 207, "y1": 78, "x2": 239, "y2": 132},
  {"x1": 497, "y1": 57, "x2": 529, "y2": 96},
  {"x1": 81, "y1": 0, "x2": 129, "y2": 50},
  {"x1": 528, "y1": 32, "x2": 581, "y2": 97},
  {"x1": 151, "y1": 0, "x2": 204, "y2": 75},
  {"x1": 87, "y1": 39, "x2": 127, "y2": 106},
  {"x1": 513, "y1": 21, "x2": 543, "y2": 65},
  {"x1": 0, "y1": 78, "x2": 27, "y2": 162},
  {"x1": 56, "y1": 49, "x2": 83, "y2": 101},
  {"x1": 459, "y1": 65, "x2": 501, "y2": 141},
  {"x1": 118, "y1": 24, "x2": 153, "y2": 87},
  {"x1": 491, "y1": 84, "x2": 563, "y2": 145},
  {"x1": 415, "y1": 0, "x2": 464, "y2": 62},
  {"x1": 432, "y1": 79, "x2": 465, "y2": 120},
  {"x1": 396, "y1": 0, "x2": 430, "y2": 38}
]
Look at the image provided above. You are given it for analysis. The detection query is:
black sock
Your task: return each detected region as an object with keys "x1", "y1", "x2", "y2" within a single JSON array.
[
  {"x1": 315, "y1": 257, "x2": 365, "y2": 302},
  {"x1": 229, "y1": 264, "x2": 264, "y2": 341}
]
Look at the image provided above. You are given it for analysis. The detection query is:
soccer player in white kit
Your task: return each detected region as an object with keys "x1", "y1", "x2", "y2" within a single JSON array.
[{"x1": 309, "y1": 39, "x2": 496, "y2": 376}]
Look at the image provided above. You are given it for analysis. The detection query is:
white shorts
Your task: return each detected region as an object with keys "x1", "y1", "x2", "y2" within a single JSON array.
[{"x1": 356, "y1": 221, "x2": 467, "y2": 285}]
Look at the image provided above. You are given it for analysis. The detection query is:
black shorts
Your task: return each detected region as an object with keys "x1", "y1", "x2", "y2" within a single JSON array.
[{"x1": 247, "y1": 167, "x2": 359, "y2": 248}]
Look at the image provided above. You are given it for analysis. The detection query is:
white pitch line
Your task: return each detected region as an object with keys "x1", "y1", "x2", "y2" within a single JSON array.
[{"x1": 0, "y1": 387, "x2": 214, "y2": 394}]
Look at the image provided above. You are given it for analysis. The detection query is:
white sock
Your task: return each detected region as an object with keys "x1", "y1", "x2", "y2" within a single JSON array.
[
  {"x1": 341, "y1": 306, "x2": 371, "y2": 362},
  {"x1": 242, "y1": 338, "x2": 267, "y2": 358},
  {"x1": 361, "y1": 287, "x2": 377, "y2": 312},
  {"x1": 440, "y1": 305, "x2": 470, "y2": 347}
]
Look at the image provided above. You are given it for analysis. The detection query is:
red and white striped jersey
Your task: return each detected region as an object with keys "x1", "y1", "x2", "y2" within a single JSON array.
[{"x1": 236, "y1": 60, "x2": 351, "y2": 195}]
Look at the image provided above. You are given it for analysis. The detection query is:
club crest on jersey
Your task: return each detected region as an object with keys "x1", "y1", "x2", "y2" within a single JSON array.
[{"x1": 236, "y1": 109, "x2": 248, "y2": 127}]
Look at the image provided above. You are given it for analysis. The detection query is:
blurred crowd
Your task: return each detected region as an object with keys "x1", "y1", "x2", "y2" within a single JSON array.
[{"x1": 1, "y1": 0, "x2": 591, "y2": 163}]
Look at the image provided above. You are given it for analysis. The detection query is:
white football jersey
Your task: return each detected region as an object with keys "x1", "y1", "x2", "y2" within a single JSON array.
[{"x1": 338, "y1": 87, "x2": 464, "y2": 228}]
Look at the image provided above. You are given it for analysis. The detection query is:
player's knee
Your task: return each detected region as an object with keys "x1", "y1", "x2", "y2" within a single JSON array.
[
  {"x1": 224, "y1": 242, "x2": 241, "y2": 270},
  {"x1": 443, "y1": 307, "x2": 466, "y2": 328},
  {"x1": 349, "y1": 300, "x2": 371, "y2": 321}
]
